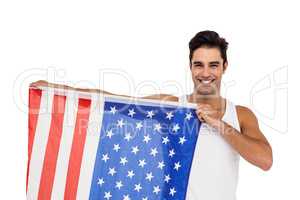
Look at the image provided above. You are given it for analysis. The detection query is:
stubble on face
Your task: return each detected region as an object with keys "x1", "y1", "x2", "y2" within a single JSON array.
[{"x1": 190, "y1": 47, "x2": 226, "y2": 100}]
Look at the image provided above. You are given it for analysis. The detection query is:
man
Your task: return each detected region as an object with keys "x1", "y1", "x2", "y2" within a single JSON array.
[
  {"x1": 31, "y1": 30, "x2": 272, "y2": 199},
  {"x1": 176, "y1": 30, "x2": 272, "y2": 199}
]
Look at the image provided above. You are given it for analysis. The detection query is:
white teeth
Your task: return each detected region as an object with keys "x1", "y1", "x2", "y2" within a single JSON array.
[{"x1": 201, "y1": 80, "x2": 212, "y2": 84}]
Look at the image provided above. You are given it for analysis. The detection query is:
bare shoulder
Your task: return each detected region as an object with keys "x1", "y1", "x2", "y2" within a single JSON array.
[
  {"x1": 236, "y1": 105, "x2": 259, "y2": 129},
  {"x1": 236, "y1": 105, "x2": 257, "y2": 118},
  {"x1": 142, "y1": 94, "x2": 179, "y2": 102},
  {"x1": 235, "y1": 105, "x2": 271, "y2": 146}
]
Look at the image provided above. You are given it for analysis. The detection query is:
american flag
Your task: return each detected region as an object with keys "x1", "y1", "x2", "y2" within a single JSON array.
[{"x1": 27, "y1": 86, "x2": 201, "y2": 200}]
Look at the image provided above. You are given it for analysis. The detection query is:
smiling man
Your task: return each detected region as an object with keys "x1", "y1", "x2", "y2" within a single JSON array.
[
  {"x1": 179, "y1": 30, "x2": 273, "y2": 200},
  {"x1": 188, "y1": 31, "x2": 272, "y2": 170},
  {"x1": 31, "y1": 30, "x2": 272, "y2": 200}
]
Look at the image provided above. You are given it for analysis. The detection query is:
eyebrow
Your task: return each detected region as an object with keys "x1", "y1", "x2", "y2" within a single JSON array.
[
  {"x1": 209, "y1": 61, "x2": 220, "y2": 65},
  {"x1": 192, "y1": 61, "x2": 220, "y2": 65},
  {"x1": 192, "y1": 61, "x2": 203, "y2": 65}
]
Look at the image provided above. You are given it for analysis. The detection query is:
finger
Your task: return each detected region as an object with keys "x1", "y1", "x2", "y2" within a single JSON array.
[
  {"x1": 196, "y1": 108, "x2": 208, "y2": 116},
  {"x1": 196, "y1": 110, "x2": 207, "y2": 122},
  {"x1": 197, "y1": 113, "x2": 205, "y2": 122}
]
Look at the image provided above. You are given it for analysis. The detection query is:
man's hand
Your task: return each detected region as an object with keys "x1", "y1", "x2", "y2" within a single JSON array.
[
  {"x1": 196, "y1": 104, "x2": 223, "y2": 128},
  {"x1": 30, "y1": 80, "x2": 52, "y2": 88}
]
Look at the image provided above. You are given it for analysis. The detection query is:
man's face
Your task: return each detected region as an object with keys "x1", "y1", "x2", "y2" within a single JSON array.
[{"x1": 190, "y1": 47, "x2": 227, "y2": 96}]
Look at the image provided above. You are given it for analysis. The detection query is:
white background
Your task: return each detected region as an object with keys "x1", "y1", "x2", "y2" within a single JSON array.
[{"x1": 0, "y1": 0, "x2": 299, "y2": 199}]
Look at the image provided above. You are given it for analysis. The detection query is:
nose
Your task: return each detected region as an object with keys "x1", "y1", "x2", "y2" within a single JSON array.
[{"x1": 202, "y1": 66, "x2": 211, "y2": 78}]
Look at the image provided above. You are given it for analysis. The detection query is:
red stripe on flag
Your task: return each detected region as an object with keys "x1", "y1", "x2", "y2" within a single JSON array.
[
  {"x1": 37, "y1": 95, "x2": 66, "y2": 200},
  {"x1": 64, "y1": 98, "x2": 91, "y2": 200},
  {"x1": 27, "y1": 89, "x2": 42, "y2": 191}
]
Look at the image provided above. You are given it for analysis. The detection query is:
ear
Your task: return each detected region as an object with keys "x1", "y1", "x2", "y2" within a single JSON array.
[{"x1": 223, "y1": 61, "x2": 228, "y2": 74}]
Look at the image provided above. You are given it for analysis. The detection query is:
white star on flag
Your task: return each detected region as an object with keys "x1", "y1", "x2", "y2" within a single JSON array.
[
  {"x1": 164, "y1": 174, "x2": 171, "y2": 183},
  {"x1": 179, "y1": 136, "x2": 187, "y2": 145},
  {"x1": 169, "y1": 187, "x2": 176, "y2": 196},
  {"x1": 185, "y1": 112, "x2": 193, "y2": 120},
  {"x1": 131, "y1": 146, "x2": 139, "y2": 154},
  {"x1": 113, "y1": 144, "x2": 121, "y2": 152},
  {"x1": 123, "y1": 194, "x2": 131, "y2": 200},
  {"x1": 146, "y1": 110, "x2": 155, "y2": 118},
  {"x1": 124, "y1": 133, "x2": 133, "y2": 141},
  {"x1": 117, "y1": 119, "x2": 125, "y2": 128},
  {"x1": 166, "y1": 111, "x2": 174, "y2": 120},
  {"x1": 172, "y1": 123, "x2": 180, "y2": 132},
  {"x1": 128, "y1": 109, "x2": 136, "y2": 117},
  {"x1": 157, "y1": 161, "x2": 165, "y2": 169},
  {"x1": 150, "y1": 148, "x2": 158, "y2": 157},
  {"x1": 174, "y1": 162, "x2": 181, "y2": 171},
  {"x1": 145, "y1": 172, "x2": 154, "y2": 181},
  {"x1": 136, "y1": 121, "x2": 143, "y2": 130},
  {"x1": 115, "y1": 181, "x2": 123, "y2": 189},
  {"x1": 153, "y1": 185, "x2": 161, "y2": 195},
  {"x1": 106, "y1": 129, "x2": 114, "y2": 138},
  {"x1": 109, "y1": 106, "x2": 117, "y2": 114},
  {"x1": 162, "y1": 136, "x2": 170, "y2": 144},
  {"x1": 143, "y1": 134, "x2": 151, "y2": 143},
  {"x1": 138, "y1": 159, "x2": 147, "y2": 168},
  {"x1": 120, "y1": 157, "x2": 128, "y2": 165},
  {"x1": 97, "y1": 178, "x2": 105, "y2": 186},
  {"x1": 102, "y1": 154, "x2": 110, "y2": 162},
  {"x1": 153, "y1": 123, "x2": 162, "y2": 132},
  {"x1": 127, "y1": 170, "x2": 135, "y2": 178},
  {"x1": 108, "y1": 167, "x2": 116, "y2": 176},
  {"x1": 134, "y1": 183, "x2": 142, "y2": 192},
  {"x1": 169, "y1": 149, "x2": 175, "y2": 157},
  {"x1": 104, "y1": 191, "x2": 112, "y2": 199}
]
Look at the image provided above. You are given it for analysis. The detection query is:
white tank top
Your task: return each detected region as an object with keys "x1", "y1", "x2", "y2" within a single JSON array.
[{"x1": 178, "y1": 95, "x2": 240, "y2": 200}]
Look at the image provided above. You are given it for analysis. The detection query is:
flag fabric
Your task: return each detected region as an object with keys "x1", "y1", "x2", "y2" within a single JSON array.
[{"x1": 27, "y1": 86, "x2": 201, "y2": 200}]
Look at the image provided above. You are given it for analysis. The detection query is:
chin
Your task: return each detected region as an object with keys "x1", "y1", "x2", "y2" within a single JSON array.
[{"x1": 196, "y1": 89, "x2": 216, "y2": 96}]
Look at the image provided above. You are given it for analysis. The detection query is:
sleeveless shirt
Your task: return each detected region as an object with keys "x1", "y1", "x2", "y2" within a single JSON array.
[{"x1": 178, "y1": 95, "x2": 241, "y2": 200}]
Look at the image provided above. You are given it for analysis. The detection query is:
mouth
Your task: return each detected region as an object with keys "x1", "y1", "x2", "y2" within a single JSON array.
[{"x1": 197, "y1": 79, "x2": 215, "y2": 85}]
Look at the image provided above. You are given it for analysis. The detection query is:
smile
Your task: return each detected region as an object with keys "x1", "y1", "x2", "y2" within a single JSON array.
[{"x1": 198, "y1": 79, "x2": 215, "y2": 85}]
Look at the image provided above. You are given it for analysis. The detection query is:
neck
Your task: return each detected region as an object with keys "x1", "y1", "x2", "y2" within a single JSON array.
[{"x1": 187, "y1": 92, "x2": 224, "y2": 109}]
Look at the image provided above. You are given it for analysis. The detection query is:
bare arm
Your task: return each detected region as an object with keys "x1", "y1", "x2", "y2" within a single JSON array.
[
  {"x1": 217, "y1": 106, "x2": 273, "y2": 171},
  {"x1": 30, "y1": 80, "x2": 178, "y2": 101}
]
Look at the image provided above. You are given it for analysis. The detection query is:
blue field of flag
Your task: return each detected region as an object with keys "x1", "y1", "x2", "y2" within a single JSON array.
[{"x1": 89, "y1": 99, "x2": 201, "y2": 200}]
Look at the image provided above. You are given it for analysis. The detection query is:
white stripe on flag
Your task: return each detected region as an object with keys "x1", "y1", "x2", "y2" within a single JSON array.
[
  {"x1": 27, "y1": 91, "x2": 54, "y2": 200},
  {"x1": 76, "y1": 95, "x2": 105, "y2": 200},
  {"x1": 50, "y1": 95, "x2": 79, "y2": 200}
]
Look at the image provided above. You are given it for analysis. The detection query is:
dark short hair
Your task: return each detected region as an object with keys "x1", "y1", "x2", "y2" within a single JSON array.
[{"x1": 189, "y1": 30, "x2": 228, "y2": 65}]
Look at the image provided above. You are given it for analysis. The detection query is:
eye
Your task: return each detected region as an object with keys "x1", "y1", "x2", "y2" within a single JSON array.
[
  {"x1": 193, "y1": 64, "x2": 203, "y2": 68},
  {"x1": 210, "y1": 65, "x2": 218, "y2": 68}
]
